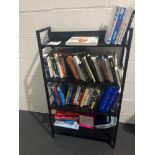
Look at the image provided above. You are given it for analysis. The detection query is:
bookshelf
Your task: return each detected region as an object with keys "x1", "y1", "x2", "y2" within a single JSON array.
[{"x1": 36, "y1": 22, "x2": 133, "y2": 148}]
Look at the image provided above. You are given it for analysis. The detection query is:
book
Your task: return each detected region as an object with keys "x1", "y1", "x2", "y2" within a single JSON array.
[
  {"x1": 84, "y1": 88, "x2": 95, "y2": 106},
  {"x1": 86, "y1": 55, "x2": 100, "y2": 82},
  {"x1": 104, "y1": 57, "x2": 114, "y2": 82},
  {"x1": 108, "y1": 56, "x2": 118, "y2": 84},
  {"x1": 80, "y1": 88, "x2": 89, "y2": 107},
  {"x1": 59, "y1": 56, "x2": 67, "y2": 78},
  {"x1": 73, "y1": 86, "x2": 82, "y2": 105},
  {"x1": 47, "y1": 57, "x2": 54, "y2": 77},
  {"x1": 110, "y1": 7, "x2": 126, "y2": 44},
  {"x1": 104, "y1": 7, "x2": 119, "y2": 44},
  {"x1": 91, "y1": 56, "x2": 104, "y2": 82},
  {"x1": 82, "y1": 56, "x2": 96, "y2": 82},
  {"x1": 117, "y1": 8, "x2": 134, "y2": 45},
  {"x1": 65, "y1": 36, "x2": 99, "y2": 46},
  {"x1": 66, "y1": 86, "x2": 74, "y2": 105},
  {"x1": 43, "y1": 54, "x2": 50, "y2": 78},
  {"x1": 99, "y1": 86, "x2": 119, "y2": 112},
  {"x1": 66, "y1": 56, "x2": 81, "y2": 80},
  {"x1": 79, "y1": 61, "x2": 90, "y2": 81},
  {"x1": 78, "y1": 87, "x2": 85, "y2": 106},
  {"x1": 54, "y1": 54, "x2": 63, "y2": 78},
  {"x1": 51, "y1": 56, "x2": 59, "y2": 78},
  {"x1": 79, "y1": 115, "x2": 94, "y2": 129},
  {"x1": 73, "y1": 55, "x2": 86, "y2": 81},
  {"x1": 57, "y1": 84, "x2": 67, "y2": 106}
]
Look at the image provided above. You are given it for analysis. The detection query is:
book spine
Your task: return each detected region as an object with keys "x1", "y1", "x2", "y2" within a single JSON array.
[
  {"x1": 83, "y1": 57, "x2": 96, "y2": 82},
  {"x1": 84, "y1": 88, "x2": 95, "y2": 106},
  {"x1": 73, "y1": 86, "x2": 81, "y2": 105},
  {"x1": 100, "y1": 56, "x2": 109, "y2": 80},
  {"x1": 79, "y1": 61, "x2": 90, "y2": 81},
  {"x1": 110, "y1": 7, "x2": 126, "y2": 44},
  {"x1": 118, "y1": 9, "x2": 134, "y2": 45},
  {"x1": 54, "y1": 54, "x2": 63, "y2": 78},
  {"x1": 92, "y1": 57, "x2": 104, "y2": 82},
  {"x1": 108, "y1": 56, "x2": 118, "y2": 84},
  {"x1": 47, "y1": 57, "x2": 54, "y2": 77},
  {"x1": 105, "y1": 58, "x2": 114, "y2": 82},
  {"x1": 115, "y1": 8, "x2": 128, "y2": 44},
  {"x1": 58, "y1": 56, "x2": 66, "y2": 78},
  {"x1": 68, "y1": 87, "x2": 74, "y2": 104},
  {"x1": 105, "y1": 7, "x2": 120, "y2": 44},
  {"x1": 57, "y1": 85, "x2": 66, "y2": 106},
  {"x1": 43, "y1": 55, "x2": 50, "y2": 78},
  {"x1": 78, "y1": 87, "x2": 85, "y2": 106},
  {"x1": 51, "y1": 58, "x2": 59, "y2": 78},
  {"x1": 66, "y1": 56, "x2": 81, "y2": 80},
  {"x1": 115, "y1": 66, "x2": 122, "y2": 87},
  {"x1": 73, "y1": 56, "x2": 86, "y2": 81},
  {"x1": 66, "y1": 87, "x2": 71, "y2": 104},
  {"x1": 80, "y1": 88, "x2": 89, "y2": 107}
]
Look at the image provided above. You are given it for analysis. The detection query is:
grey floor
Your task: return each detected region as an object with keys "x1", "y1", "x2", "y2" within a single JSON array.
[{"x1": 19, "y1": 110, "x2": 135, "y2": 155}]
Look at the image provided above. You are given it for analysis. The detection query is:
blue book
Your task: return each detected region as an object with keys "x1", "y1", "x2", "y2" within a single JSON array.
[
  {"x1": 99, "y1": 86, "x2": 119, "y2": 112},
  {"x1": 57, "y1": 84, "x2": 66, "y2": 106},
  {"x1": 110, "y1": 7, "x2": 126, "y2": 44}
]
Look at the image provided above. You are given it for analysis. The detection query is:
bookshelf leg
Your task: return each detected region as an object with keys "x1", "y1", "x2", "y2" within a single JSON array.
[{"x1": 51, "y1": 114, "x2": 55, "y2": 138}]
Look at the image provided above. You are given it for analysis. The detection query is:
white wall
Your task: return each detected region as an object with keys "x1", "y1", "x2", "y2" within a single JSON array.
[{"x1": 19, "y1": 0, "x2": 135, "y2": 123}]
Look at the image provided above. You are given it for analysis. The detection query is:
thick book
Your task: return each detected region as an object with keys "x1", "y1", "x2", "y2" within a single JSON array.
[
  {"x1": 73, "y1": 55, "x2": 86, "y2": 81},
  {"x1": 54, "y1": 54, "x2": 63, "y2": 78},
  {"x1": 91, "y1": 56, "x2": 104, "y2": 82},
  {"x1": 99, "y1": 86, "x2": 119, "y2": 112},
  {"x1": 65, "y1": 36, "x2": 99, "y2": 46},
  {"x1": 110, "y1": 7, "x2": 126, "y2": 44},
  {"x1": 59, "y1": 56, "x2": 67, "y2": 78},
  {"x1": 86, "y1": 55, "x2": 100, "y2": 82},
  {"x1": 82, "y1": 56, "x2": 96, "y2": 82},
  {"x1": 66, "y1": 56, "x2": 81, "y2": 80}
]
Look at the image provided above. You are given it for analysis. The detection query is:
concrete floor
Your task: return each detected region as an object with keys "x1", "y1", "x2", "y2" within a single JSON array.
[{"x1": 19, "y1": 110, "x2": 135, "y2": 155}]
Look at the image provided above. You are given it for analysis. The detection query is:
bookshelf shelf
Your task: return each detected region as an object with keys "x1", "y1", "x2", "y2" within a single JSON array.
[
  {"x1": 51, "y1": 102, "x2": 118, "y2": 117},
  {"x1": 36, "y1": 20, "x2": 134, "y2": 148}
]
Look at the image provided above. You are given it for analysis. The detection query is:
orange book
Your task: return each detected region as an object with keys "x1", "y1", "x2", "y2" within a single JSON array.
[{"x1": 66, "y1": 56, "x2": 80, "y2": 80}]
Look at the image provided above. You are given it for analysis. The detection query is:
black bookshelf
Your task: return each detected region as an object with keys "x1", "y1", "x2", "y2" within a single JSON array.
[{"x1": 36, "y1": 25, "x2": 133, "y2": 148}]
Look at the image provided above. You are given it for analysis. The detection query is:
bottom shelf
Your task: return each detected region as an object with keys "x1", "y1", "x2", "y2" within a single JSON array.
[{"x1": 54, "y1": 125, "x2": 114, "y2": 143}]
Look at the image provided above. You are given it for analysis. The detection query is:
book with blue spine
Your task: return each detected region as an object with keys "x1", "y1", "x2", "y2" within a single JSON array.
[
  {"x1": 99, "y1": 86, "x2": 119, "y2": 112},
  {"x1": 110, "y1": 7, "x2": 126, "y2": 44},
  {"x1": 57, "y1": 84, "x2": 66, "y2": 106}
]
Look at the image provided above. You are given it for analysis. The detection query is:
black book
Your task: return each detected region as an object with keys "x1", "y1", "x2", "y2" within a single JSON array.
[
  {"x1": 51, "y1": 57, "x2": 59, "y2": 78},
  {"x1": 108, "y1": 56, "x2": 118, "y2": 84},
  {"x1": 86, "y1": 55, "x2": 100, "y2": 82},
  {"x1": 79, "y1": 61, "x2": 90, "y2": 81}
]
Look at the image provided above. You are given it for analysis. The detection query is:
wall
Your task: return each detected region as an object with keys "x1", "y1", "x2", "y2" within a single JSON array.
[{"x1": 19, "y1": 0, "x2": 135, "y2": 123}]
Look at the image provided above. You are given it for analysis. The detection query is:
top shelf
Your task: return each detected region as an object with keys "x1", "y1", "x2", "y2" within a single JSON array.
[{"x1": 40, "y1": 30, "x2": 129, "y2": 49}]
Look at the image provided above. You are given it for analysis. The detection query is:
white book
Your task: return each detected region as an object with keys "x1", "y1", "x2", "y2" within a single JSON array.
[
  {"x1": 54, "y1": 54, "x2": 63, "y2": 78},
  {"x1": 65, "y1": 36, "x2": 99, "y2": 46},
  {"x1": 73, "y1": 86, "x2": 82, "y2": 105},
  {"x1": 73, "y1": 56, "x2": 86, "y2": 81},
  {"x1": 83, "y1": 56, "x2": 96, "y2": 82},
  {"x1": 117, "y1": 7, "x2": 133, "y2": 45},
  {"x1": 105, "y1": 58, "x2": 114, "y2": 82},
  {"x1": 91, "y1": 56, "x2": 104, "y2": 82},
  {"x1": 104, "y1": 7, "x2": 119, "y2": 44},
  {"x1": 105, "y1": 6, "x2": 120, "y2": 44}
]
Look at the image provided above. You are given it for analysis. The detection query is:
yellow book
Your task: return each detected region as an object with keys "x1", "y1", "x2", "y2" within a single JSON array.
[{"x1": 80, "y1": 88, "x2": 89, "y2": 107}]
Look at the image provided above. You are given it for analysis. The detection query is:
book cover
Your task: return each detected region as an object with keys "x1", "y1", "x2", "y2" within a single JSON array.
[
  {"x1": 99, "y1": 86, "x2": 119, "y2": 112},
  {"x1": 66, "y1": 56, "x2": 81, "y2": 80},
  {"x1": 65, "y1": 36, "x2": 99, "y2": 46},
  {"x1": 110, "y1": 7, "x2": 126, "y2": 44}
]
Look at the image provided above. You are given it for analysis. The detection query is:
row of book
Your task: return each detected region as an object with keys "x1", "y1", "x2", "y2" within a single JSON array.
[
  {"x1": 105, "y1": 6, "x2": 134, "y2": 45},
  {"x1": 48, "y1": 82, "x2": 120, "y2": 113},
  {"x1": 54, "y1": 110, "x2": 117, "y2": 130},
  {"x1": 43, "y1": 53, "x2": 122, "y2": 86}
]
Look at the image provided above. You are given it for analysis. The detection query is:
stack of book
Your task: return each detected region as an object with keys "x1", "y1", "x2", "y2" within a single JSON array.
[
  {"x1": 43, "y1": 53, "x2": 122, "y2": 86},
  {"x1": 104, "y1": 6, "x2": 134, "y2": 45},
  {"x1": 48, "y1": 82, "x2": 120, "y2": 113},
  {"x1": 54, "y1": 111, "x2": 79, "y2": 130}
]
